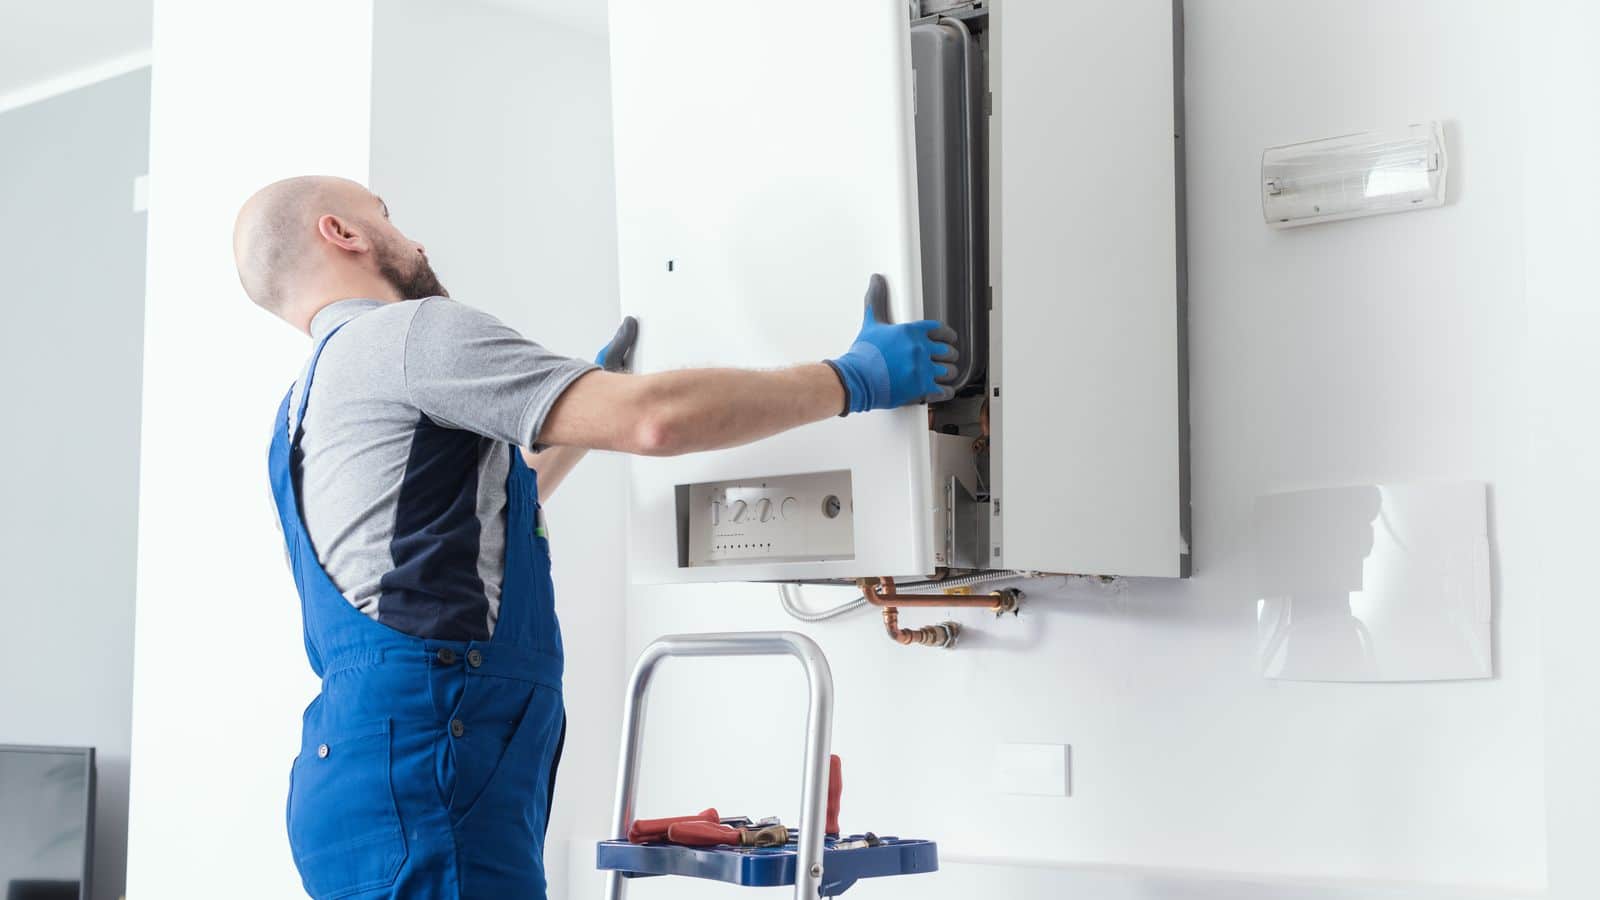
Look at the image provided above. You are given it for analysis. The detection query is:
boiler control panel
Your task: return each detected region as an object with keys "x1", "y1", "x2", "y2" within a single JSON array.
[{"x1": 681, "y1": 470, "x2": 855, "y2": 566}]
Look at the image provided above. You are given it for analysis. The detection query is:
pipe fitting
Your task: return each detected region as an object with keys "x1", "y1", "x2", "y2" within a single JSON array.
[
  {"x1": 882, "y1": 607, "x2": 961, "y2": 648},
  {"x1": 993, "y1": 588, "x2": 1022, "y2": 617}
]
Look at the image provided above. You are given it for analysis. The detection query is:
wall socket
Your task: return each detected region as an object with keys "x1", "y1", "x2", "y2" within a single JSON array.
[{"x1": 992, "y1": 743, "x2": 1071, "y2": 797}]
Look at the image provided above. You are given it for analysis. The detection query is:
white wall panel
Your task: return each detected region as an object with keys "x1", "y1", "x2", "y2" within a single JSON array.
[
  {"x1": 609, "y1": 0, "x2": 935, "y2": 583},
  {"x1": 369, "y1": 3, "x2": 627, "y2": 895},
  {"x1": 990, "y1": 0, "x2": 1188, "y2": 577},
  {"x1": 125, "y1": 2, "x2": 373, "y2": 896},
  {"x1": 0, "y1": 67, "x2": 150, "y2": 900}
]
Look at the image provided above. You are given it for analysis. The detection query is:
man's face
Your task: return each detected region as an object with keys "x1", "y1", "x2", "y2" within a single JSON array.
[{"x1": 367, "y1": 193, "x2": 449, "y2": 300}]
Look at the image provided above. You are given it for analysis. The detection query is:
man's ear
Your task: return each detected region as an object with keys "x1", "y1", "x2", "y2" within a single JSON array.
[{"x1": 316, "y1": 213, "x2": 369, "y2": 253}]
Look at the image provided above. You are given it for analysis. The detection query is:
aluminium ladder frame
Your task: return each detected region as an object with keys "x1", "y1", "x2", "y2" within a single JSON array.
[{"x1": 604, "y1": 631, "x2": 836, "y2": 900}]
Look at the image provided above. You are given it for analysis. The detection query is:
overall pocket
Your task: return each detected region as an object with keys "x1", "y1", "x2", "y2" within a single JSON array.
[
  {"x1": 287, "y1": 719, "x2": 408, "y2": 899},
  {"x1": 452, "y1": 684, "x2": 564, "y2": 833}
]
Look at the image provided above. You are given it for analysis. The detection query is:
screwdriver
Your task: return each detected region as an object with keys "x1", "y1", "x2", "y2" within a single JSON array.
[
  {"x1": 827, "y1": 754, "x2": 842, "y2": 837},
  {"x1": 667, "y1": 821, "x2": 790, "y2": 848},
  {"x1": 624, "y1": 754, "x2": 844, "y2": 846},
  {"x1": 627, "y1": 808, "x2": 719, "y2": 843},
  {"x1": 684, "y1": 754, "x2": 842, "y2": 845}
]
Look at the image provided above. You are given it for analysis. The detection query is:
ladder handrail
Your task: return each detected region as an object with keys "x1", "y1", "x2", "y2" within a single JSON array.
[{"x1": 603, "y1": 631, "x2": 836, "y2": 900}]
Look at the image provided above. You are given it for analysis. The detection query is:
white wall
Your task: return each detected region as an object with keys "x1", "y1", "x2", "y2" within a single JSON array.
[
  {"x1": 369, "y1": 2, "x2": 627, "y2": 896},
  {"x1": 0, "y1": 67, "x2": 149, "y2": 900},
  {"x1": 605, "y1": 1, "x2": 1545, "y2": 897},
  {"x1": 124, "y1": 1, "x2": 373, "y2": 896},
  {"x1": 1521, "y1": 2, "x2": 1600, "y2": 898}
]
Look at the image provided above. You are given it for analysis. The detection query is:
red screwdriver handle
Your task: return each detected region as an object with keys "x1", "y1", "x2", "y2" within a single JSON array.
[
  {"x1": 665, "y1": 820, "x2": 742, "y2": 847},
  {"x1": 627, "y1": 807, "x2": 719, "y2": 843},
  {"x1": 827, "y1": 754, "x2": 842, "y2": 837}
]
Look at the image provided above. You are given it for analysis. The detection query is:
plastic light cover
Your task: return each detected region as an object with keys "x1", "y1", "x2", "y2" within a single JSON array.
[{"x1": 1261, "y1": 123, "x2": 1447, "y2": 228}]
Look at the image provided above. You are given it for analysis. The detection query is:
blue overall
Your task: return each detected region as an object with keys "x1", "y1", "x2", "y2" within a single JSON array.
[{"x1": 269, "y1": 324, "x2": 567, "y2": 899}]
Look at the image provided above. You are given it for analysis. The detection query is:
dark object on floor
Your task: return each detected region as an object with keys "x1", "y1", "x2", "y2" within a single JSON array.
[{"x1": 7, "y1": 881, "x2": 80, "y2": 900}]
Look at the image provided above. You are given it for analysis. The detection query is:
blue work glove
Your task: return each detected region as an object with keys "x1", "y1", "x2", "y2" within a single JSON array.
[
  {"x1": 824, "y1": 274, "x2": 960, "y2": 416},
  {"x1": 596, "y1": 316, "x2": 639, "y2": 372}
]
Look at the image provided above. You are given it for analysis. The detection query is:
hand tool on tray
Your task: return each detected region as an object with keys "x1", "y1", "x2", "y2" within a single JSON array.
[
  {"x1": 624, "y1": 753, "x2": 843, "y2": 846},
  {"x1": 627, "y1": 808, "x2": 719, "y2": 844},
  {"x1": 666, "y1": 821, "x2": 791, "y2": 848},
  {"x1": 827, "y1": 754, "x2": 842, "y2": 837}
]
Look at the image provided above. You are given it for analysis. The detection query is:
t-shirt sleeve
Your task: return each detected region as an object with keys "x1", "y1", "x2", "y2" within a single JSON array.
[{"x1": 402, "y1": 298, "x2": 598, "y2": 449}]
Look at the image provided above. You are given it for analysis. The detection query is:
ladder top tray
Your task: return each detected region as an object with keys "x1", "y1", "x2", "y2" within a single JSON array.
[{"x1": 597, "y1": 835, "x2": 938, "y2": 896}]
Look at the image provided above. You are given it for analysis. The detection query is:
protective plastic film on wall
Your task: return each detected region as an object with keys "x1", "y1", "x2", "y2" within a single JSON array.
[
  {"x1": 1253, "y1": 482, "x2": 1491, "y2": 682},
  {"x1": 1261, "y1": 123, "x2": 1448, "y2": 228}
]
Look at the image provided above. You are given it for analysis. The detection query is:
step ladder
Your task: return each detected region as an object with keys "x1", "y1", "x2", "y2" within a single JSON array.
[{"x1": 597, "y1": 631, "x2": 938, "y2": 898}]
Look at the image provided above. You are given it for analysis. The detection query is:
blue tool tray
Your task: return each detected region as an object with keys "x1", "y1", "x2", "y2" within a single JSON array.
[{"x1": 597, "y1": 835, "x2": 938, "y2": 896}]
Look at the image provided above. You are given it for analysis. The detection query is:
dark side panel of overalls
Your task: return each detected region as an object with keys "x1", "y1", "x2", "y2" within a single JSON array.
[{"x1": 269, "y1": 325, "x2": 566, "y2": 900}]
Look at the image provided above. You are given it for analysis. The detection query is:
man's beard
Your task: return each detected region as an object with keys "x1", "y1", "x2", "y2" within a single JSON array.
[{"x1": 377, "y1": 241, "x2": 449, "y2": 300}]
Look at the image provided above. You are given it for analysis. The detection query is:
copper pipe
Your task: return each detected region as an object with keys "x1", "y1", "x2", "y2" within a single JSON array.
[
  {"x1": 857, "y1": 577, "x2": 1018, "y2": 612},
  {"x1": 865, "y1": 577, "x2": 1021, "y2": 650},
  {"x1": 882, "y1": 606, "x2": 960, "y2": 648},
  {"x1": 871, "y1": 596, "x2": 1000, "y2": 608}
]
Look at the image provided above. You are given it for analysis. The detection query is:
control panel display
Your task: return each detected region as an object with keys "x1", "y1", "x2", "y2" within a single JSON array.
[{"x1": 681, "y1": 470, "x2": 855, "y2": 566}]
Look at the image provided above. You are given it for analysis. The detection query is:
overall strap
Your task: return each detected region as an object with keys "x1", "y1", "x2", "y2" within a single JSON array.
[
  {"x1": 288, "y1": 322, "x2": 350, "y2": 447},
  {"x1": 269, "y1": 320, "x2": 353, "y2": 679}
]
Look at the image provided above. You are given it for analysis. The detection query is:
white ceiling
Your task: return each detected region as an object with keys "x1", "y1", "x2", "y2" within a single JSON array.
[
  {"x1": 0, "y1": 0, "x2": 153, "y2": 100},
  {"x1": 0, "y1": 0, "x2": 606, "y2": 106},
  {"x1": 478, "y1": 0, "x2": 607, "y2": 36}
]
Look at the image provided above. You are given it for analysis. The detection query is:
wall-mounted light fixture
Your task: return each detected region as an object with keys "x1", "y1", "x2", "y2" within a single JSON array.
[{"x1": 1262, "y1": 122, "x2": 1447, "y2": 228}]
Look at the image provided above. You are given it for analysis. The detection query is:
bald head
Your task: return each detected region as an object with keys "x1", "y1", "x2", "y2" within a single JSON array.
[
  {"x1": 233, "y1": 175, "x2": 446, "y2": 331},
  {"x1": 233, "y1": 176, "x2": 365, "y2": 313}
]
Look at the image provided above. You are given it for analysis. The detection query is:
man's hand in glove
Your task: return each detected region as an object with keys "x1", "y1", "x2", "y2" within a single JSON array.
[{"x1": 823, "y1": 274, "x2": 960, "y2": 416}]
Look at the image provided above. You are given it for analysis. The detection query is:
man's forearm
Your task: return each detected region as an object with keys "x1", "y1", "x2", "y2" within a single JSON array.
[
  {"x1": 537, "y1": 363, "x2": 846, "y2": 456},
  {"x1": 632, "y1": 363, "x2": 845, "y2": 455},
  {"x1": 519, "y1": 444, "x2": 589, "y2": 498},
  {"x1": 537, "y1": 275, "x2": 957, "y2": 459}
]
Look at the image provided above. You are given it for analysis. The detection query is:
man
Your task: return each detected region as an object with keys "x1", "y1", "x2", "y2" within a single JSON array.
[{"x1": 234, "y1": 175, "x2": 958, "y2": 900}]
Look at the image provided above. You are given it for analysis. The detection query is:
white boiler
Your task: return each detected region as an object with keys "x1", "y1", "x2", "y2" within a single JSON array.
[{"x1": 608, "y1": 0, "x2": 1189, "y2": 584}]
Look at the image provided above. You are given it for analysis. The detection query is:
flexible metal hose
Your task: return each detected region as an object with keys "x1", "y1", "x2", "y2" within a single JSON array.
[
  {"x1": 777, "y1": 570, "x2": 1041, "y2": 622},
  {"x1": 778, "y1": 583, "x2": 866, "y2": 622}
]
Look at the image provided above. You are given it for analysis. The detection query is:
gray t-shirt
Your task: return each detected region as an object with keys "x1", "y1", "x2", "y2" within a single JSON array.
[{"x1": 285, "y1": 297, "x2": 596, "y2": 641}]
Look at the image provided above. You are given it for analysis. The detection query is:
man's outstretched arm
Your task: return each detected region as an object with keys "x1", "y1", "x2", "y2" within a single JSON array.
[
  {"x1": 538, "y1": 363, "x2": 846, "y2": 457},
  {"x1": 523, "y1": 364, "x2": 840, "y2": 493},
  {"x1": 537, "y1": 275, "x2": 960, "y2": 457}
]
